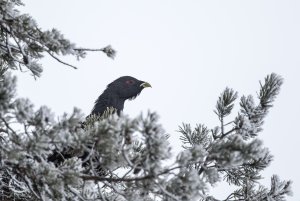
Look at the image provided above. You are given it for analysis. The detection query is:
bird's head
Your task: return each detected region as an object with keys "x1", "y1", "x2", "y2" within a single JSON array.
[{"x1": 107, "y1": 76, "x2": 151, "y2": 100}]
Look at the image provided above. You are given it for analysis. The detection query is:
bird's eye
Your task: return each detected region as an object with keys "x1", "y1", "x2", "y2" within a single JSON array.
[{"x1": 125, "y1": 80, "x2": 135, "y2": 85}]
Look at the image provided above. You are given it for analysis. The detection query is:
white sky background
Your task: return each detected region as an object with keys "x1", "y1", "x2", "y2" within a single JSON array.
[{"x1": 17, "y1": 0, "x2": 299, "y2": 200}]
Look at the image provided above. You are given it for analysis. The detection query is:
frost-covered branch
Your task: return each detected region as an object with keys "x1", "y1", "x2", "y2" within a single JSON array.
[
  {"x1": 0, "y1": 0, "x2": 116, "y2": 78},
  {"x1": 179, "y1": 73, "x2": 291, "y2": 201}
]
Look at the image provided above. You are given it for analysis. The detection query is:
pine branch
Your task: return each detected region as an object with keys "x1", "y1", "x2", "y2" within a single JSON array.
[{"x1": 0, "y1": 4, "x2": 116, "y2": 77}]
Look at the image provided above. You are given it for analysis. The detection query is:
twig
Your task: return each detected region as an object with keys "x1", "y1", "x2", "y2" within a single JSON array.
[
  {"x1": 5, "y1": 32, "x2": 23, "y2": 65},
  {"x1": 46, "y1": 50, "x2": 77, "y2": 69},
  {"x1": 10, "y1": 31, "x2": 28, "y2": 64},
  {"x1": 23, "y1": 176, "x2": 42, "y2": 200},
  {"x1": 224, "y1": 192, "x2": 235, "y2": 201},
  {"x1": 221, "y1": 116, "x2": 224, "y2": 135},
  {"x1": 221, "y1": 128, "x2": 237, "y2": 139},
  {"x1": 0, "y1": 116, "x2": 18, "y2": 137},
  {"x1": 121, "y1": 143, "x2": 134, "y2": 167},
  {"x1": 74, "y1": 45, "x2": 116, "y2": 59},
  {"x1": 157, "y1": 182, "x2": 180, "y2": 201},
  {"x1": 81, "y1": 174, "x2": 154, "y2": 183},
  {"x1": 81, "y1": 165, "x2": 181, "y2": 183},
  {"x1": 224, "y1": 121, "x2": 234, "y2": 127},
  {"x1": 103, "y1": 181, "x2": 126, "y2": 197},
  {"x1": 74, "y1": 48, "x2": 105, "y2": 52}
]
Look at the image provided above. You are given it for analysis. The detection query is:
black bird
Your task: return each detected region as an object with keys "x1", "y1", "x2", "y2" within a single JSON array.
[
  {"x1": 48, "y1": 76, "x2": 151, "y2": 166},
  {"x1": 90, "y1": 76, "x2": 151, "y2": 116}
]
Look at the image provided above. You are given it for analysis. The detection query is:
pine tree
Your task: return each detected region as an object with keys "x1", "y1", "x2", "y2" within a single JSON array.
[{"x1": 0, "y1": 1, "x2": 292, "y2": 201}]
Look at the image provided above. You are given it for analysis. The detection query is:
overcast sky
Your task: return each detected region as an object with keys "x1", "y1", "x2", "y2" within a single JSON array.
[{"x1": 17, "y1": 1, "x2": 299, "y2": 200}]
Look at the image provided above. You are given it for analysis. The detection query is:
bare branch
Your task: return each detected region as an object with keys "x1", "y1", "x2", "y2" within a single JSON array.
[{"x1": 46, "y1": 50, "x2": 77, "y2": 69}]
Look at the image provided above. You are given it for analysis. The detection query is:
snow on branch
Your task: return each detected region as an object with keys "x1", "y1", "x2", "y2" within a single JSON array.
[
  {"x1": 178, "y1": 73, "x2": 291, "y2": 201},
  {"x1": 0, "y1": 1, "x2": 116, "y2": 78}
]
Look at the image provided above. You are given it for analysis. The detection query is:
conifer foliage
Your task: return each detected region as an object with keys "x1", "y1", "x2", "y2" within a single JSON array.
[{"x1": 0, "y1": 1, "x2": 292, "y2": 201}]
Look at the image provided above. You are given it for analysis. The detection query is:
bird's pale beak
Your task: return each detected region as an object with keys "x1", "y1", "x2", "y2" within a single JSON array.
[{"x1": 140, "y1": 82, "x2": 152, "y2": 88}]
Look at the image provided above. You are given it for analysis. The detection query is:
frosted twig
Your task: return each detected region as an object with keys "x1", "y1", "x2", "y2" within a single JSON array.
[
  {"x1": 74, "y1": 45, "x2": 116, "y2": 59},
  {"x1": 46, "y1": 50, "x2": 77, "y2": 69},
  {"x1": 157, "y1": 183, "x2": 180, "y2": 201},
  {"x1": 24, "y1": 176, "x2": 42, "y2": 200}
]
